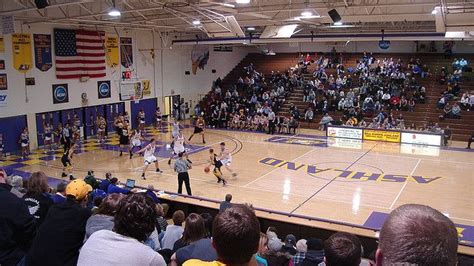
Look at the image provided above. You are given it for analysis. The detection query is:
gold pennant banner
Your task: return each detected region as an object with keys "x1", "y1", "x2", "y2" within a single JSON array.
[
  {"x1": 12, "y1": 33, "x2": 32, "y2": 73},
  {"x1": 105, "y1": 36, "x2": 119, "y2": 68},
  {"x1": 0, "y1": 36, "x2": 5, "y2": 53}
]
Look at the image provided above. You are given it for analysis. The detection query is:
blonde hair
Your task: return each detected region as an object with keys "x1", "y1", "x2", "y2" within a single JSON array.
[{"x1": 258, "y1": 232, "x2": 269, "y2": 255}]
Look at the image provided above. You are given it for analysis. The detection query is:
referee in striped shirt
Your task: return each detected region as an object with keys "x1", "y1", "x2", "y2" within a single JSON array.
[{"x1": 174, "y1": 152, "x2": 192, "y2": 195}]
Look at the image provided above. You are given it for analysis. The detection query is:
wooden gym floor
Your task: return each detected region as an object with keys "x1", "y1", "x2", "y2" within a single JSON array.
[{"x1": 2, "y1": 123, "x2": 473, "y2": 248}]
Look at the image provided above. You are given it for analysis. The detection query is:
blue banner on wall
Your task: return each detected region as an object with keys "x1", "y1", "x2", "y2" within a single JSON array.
[
  {"x1": 52, "y1": 84, "x2": 69, "y2": 104},
  {"x1": 97, "y1": 80, "x2": 111, "y2": 99},
  {"x1": 34, "y1": 34, "x2": 52, "y2": 72}
]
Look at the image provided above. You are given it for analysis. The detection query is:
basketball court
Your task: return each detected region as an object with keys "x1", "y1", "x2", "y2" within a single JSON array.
[{"x1": 2, "y1": 122, "x2": 473, "y2": 247}]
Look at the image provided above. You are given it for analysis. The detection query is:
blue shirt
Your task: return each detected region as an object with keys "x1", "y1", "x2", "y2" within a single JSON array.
[
  {"x1": 50, "y1": 193, "x2": 66, "y2": 204},
  {"x1": 107, "y1": 184, "x2": 130, "y2": 194},
  {"x1": 146, "y1": 190, "x2": 161, "y2": 204},
  {"x1": 98, "y1": 179, "x2": 111, "y2": 192}
]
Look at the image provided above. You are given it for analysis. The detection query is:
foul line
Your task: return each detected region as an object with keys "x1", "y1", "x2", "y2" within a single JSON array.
[
  {"x1": 290, "y1": 143, "x2": 378, "y2": 214},
  {"x1": 389, "y1": 158, "x2": 421, "y2": 209}
]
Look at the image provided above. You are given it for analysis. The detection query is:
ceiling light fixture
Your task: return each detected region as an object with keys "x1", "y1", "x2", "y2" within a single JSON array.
[
  {"x1": 431, "y1": 8, "x2": 438, "y2": 15},
  {"x1": 192, "y1": 19, "x2": 201, "y2": 25},
  {"x1": 334, "y1": 21, "x2": 343, "y2": 26},
  {"x1": 301, "y1": 11, "x2": 312, "y2": 17},
  {"x1": 108, "y1": 0, "x2": 121, "y2": 17},
  {"x1": 222, "y1": 3, "x2": 235, "y2": 8},
  {"x1": 236, "y1": 0, "x2": 251, "y2": 4},
  {"x1": 247, "y1": 27, "x2": 255, "y2": 31},
  {"x1": 108, "y1": 8, "x2": 121, "y2": 17}
]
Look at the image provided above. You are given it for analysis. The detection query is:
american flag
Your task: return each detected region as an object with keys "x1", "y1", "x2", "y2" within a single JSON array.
[{"x1": 54, "y1": 29, "x2": 106, "y2": 79}]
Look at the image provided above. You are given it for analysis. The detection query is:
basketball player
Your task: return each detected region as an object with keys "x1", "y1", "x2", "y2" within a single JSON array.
[
  {"x1": 188, "y1": 115, "x2": 206, "y2": 144},
  {"x1": 218, "y1": 142, "x2": 237, "y2": 178},
  {"x1": 129, "y1": 129, "x2": 144, "y2": 159},
  {"x1": 168, "y1": 130, "x2": 188, "y2": 165},
  {"x1": 43, "y1": 121, "x2": 54, "y2": 152},
  {"x1": 136, "y1": 138, "x2": 163, "y2": 180},
  {"x1": 155, "y1": 107, "x2": 162, "y2": 129},
  {"x1": 123, "y1": 111, "x2": 130, "y2": 124},
  {"x1": 97, "y1": 116, "x2": 106, "y2": 143},
  {"x1": 171, "y1": 119, "x2": 181, "y2": 139},
  {"x1": 137, "y1": 109, "x2": 146, "y2": 132},
  {"x1": 19, "y1": 127, "x2": 30, "y2": 159},
  {"x1": 61, "y1": 142, "x2": 76, "y2": 180},
  {"x1": 117, "y1": 122, "x2": 130, "y2": 157},
  {"x1": 208, "y1": 148, "x2": 226, "y2": 186}
]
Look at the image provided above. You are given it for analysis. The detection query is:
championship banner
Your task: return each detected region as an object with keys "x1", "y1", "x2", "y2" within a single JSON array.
[
  {"x1": 120, "y1": 37, "x2": 133, "y2": 68},
  {"x1": 105, "y1": 36, "x2": 119, "y2": 67},
  {"x1": 0, "y1": 36, "x2": 4, "y2": 53},
  {"x1": 97, "y1": 80, "x2": 111, "y2": 99},
  {"x1": 33, "y1": 34, "x2": 52, "y2": 72},
  {"x1": 52, "y1": 84, "x2": 69, "y2": 104},
  {"x1": 142, "y1": 80, "x2": 151, "y2": 96},
  {"x1": 0, "y1": 74, "x2": 7, "y2": 90},
  {"x1": 12, "y1": 33, "x2": 32, "y2": 73},
  {"x1": 363, "y1": 129, "x2": 401, "y2": 143}
]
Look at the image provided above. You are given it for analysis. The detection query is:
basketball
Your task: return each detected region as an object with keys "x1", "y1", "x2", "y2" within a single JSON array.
[{"x1": 204, "y1": 166, "x2": 210, "y2": 173}]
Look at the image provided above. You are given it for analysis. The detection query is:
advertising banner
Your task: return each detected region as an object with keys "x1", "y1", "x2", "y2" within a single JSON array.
[
  {"x1": 401, "y1": 132, "x2": 442, "y2": 146},
  {"x1": 363, "y1": 129, "x2": 401, "y2": 143},
  {"x1": 327, "y1": 126, "x2": 363, "y2": 140}
]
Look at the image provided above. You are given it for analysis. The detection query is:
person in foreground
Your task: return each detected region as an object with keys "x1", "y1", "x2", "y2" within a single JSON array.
[
  {"x1": 26, "y1": 179, "x2": 92, "y2": 266},
  {"x1": 184, "y1": 204, "x2": 260, "y2": 266},
  {"x1": 323, "y1": 232, "x2": 361, "y2": 266},
  {"x1": 376, "y1": 204, "x2": 458, "y2": 266},
  {"x1": 78, "y1": 193, "x2": 166, "y2": 266}
]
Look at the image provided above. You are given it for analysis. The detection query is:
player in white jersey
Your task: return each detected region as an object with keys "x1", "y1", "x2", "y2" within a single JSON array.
[
  {"x1": 171, "y1": 120, "x2": 181, "y2": 139},
  {"x1": 129, "y1": 129, "x2": 144, "y2": 159},
  {"x1": 218, "y1": 142, "x2": 237, "y2": 178},
  {"x1": 136, "y1": 138, "x2": 162, "y2": 180},
  {"x1": 168, "y1": 130, "x2": 188, "y2": 165}
]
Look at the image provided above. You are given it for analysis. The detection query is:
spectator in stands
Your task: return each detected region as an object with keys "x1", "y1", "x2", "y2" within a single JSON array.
[
  {"x1": 376, "y1": 204, "x2": 458, "y2": 266},
  {"x1": 78, "y1": 193, "x2": 166, "y2": 266},
  {"x1": 27, "y1": 179, "x2": 92, "y2": 266},
  {"x1": 292, "y1": 239, "x2": 307, "y2": 265},
  {"x1": 450, "y1": 102, "x2": 461, "y2": 118},
  {"x1": 443, "y1": 126, "x2": 452, "y2": 146},
  {"x1": 300, "y1": 238, "x2": 324, "y2": 266},
  {"x1": 304, "y1": 107, "x2": 314, "y2": 122},
  {"x1": 460, "y1": 92, "x2": 471, "y2": 111},
  {"x1": 162, "y1": 210, "x2": 186, "y2": 250},
  {"x1": 171, "y1": 213, "x2": 217, "y2": 265},
  {"x1": 107, "y1": 177, "x2": 132, "y2": 194},
  {"x1": 50, "y1": 181, "x2": 67, "y2": 204},
  {"x1": 22, "y1": 171, "x2": 53, "y2": 226},
  {"x1": 84, "y1": 193, "x2": 125, "y2": 240},
  {"x1": 98, "y1": 172, "x2": 112, "y2": 191},
  {"x1": 265, "y1": 236, "x2": 292, "y2": 265},
  {"x1": 156, "y1": 204, "x2": 168, "y2": 233},
  {"x1": 6, "y1": 175, "x2": 25, "y2": 198},
  {"x1": 219, "y1": 194, "x2": 232, "y2": 213},
  {"x1": 84, "y1": 170, "x2": 100, "y2": 189},
  {"x1": 324, "y1": 232, "x2": 362, "y2": 266},
  {"x1": 281, "y1": 234, "x2": 297, "y2": 255},
  {"x1": 200, "y1": 213, "x2": 213, "y2": 238},
  {"x1": 0, "y1": 168, "x2": 36, "y2": 266},
  {"x1": 319, "y1": 113, "x2": 334, "y2": 130},
  {"x1": 256, "y1": 233, "x2": 269, "y2": 266},
  {"x1": 183, "y1": 204, "x2": 260, "y2": 266}
]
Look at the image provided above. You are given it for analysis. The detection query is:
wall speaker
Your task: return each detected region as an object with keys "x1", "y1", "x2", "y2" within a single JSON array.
[
  {"x1": 328, "y1": 9, "x2": 341, "y2": 23},
  {"x1": 185, "y1": 71, "x2": 190, "y2": 75},
  {"x1": 212, "y1": 69, "x2": 216, "y2": 73},
  {"x1": 35, "y1": 0, "x2": 50, "y2": 9}
]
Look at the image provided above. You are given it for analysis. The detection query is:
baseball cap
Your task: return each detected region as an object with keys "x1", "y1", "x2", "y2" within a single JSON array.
[{"x1": 66, "y1": 179, "x2": 92, "y2": 201}]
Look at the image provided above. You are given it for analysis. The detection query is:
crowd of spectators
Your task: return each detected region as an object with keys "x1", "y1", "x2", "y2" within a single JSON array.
[{"x1": 1, "y1": 167, "x2": 469, "y2": 266}]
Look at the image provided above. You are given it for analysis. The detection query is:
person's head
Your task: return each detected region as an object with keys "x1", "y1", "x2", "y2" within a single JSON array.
[
  {"x1": 212, "y1": 204, "x2": 260, "y2": 265},
  {"x1": 172, "y1": 210, "x2": 185, "y2": 226},
  {"x1": 296, "y1": 239, "x2": 307, "y2": 253},
  {"x1": 307, "y1": 238, "x2": 324, "y2": 251},
  {"x1": 324, "y1": 232, "x2": 362, "y2": 266},
  {"x1": 209, "y1": 148, "x2": 214, "y2": 154},
  {"x1": 178, "y1": 152, "x2": 185, "y2": 158},
  {"x1": 56, "y1": 181, "x2": 67, "y2": 195},
  {"x1": 27, "y1": 171, "x2": 50, "y2": 195},
  {"x1": 7, "y1": 175, "x2": 23, "y2": 189},
  {"x1": 182, "y1": 213, "x2": 207, "y2": 244},
  {"x1": 149, "y1": 138, "x2": 155, "y2": 143},
  {"x1": 225, "y1": 194, "x2": 232, "y2": 202},
  {"x1": 258, "y1": 232, "x2": 269, "y2": 255},
  {"x1": 376, "y1": 204, "x2": 458, "y2": 266},
  {"x1": 110, "y1": 177, "x2": 118, "y2": 185},
  {"x1": 95, "y1": 193, "x2": 125, "y2": 216},
  {"x1": 65, "y1": 179, "x2": 92, "y2": 204},
  {"x1": 267, "y1": 237, "x2": 283, "y2": 253},
  {"x1": 284, "y1": 234, "x2": 296, "y2": 248},
  {"x1": 0, "y1": 168, "x2": 6, "y2": 183},
  {"x1": 114, "y1": 193, "x2": 157, "y2": 242},
  {"x1": 200, "y1": 213, "x2": 214, "y2": 237}
]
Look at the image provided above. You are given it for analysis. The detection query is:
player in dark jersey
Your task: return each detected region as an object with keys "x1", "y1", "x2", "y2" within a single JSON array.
[
  {"x1": 188, "y1": 115, "x2": 206, "y2": 144},
  {"x1": 61, "y1": 143, "x2": 77, "y2": 180},
  {"x1": 208, "y1": 148, "x2": 226, "y2": 186},
  {"x1": 117, "y1": 121, "x2": 130, "y2": 157}
]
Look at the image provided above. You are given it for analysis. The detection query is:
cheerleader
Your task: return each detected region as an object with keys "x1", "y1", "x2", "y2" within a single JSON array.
[
  {"x1": 97, "y1": 116, "x2": 107, "y2": 143},
  {"x1": 72, "y1": 114, "x2": 82, "y2": 143},
  {"x1": 123, "y1": 111, "x2": 130, "y2": 124},
  {"x1": 43, "y1": 122, "x2": 54, "y2": 152},
  {"x1": 19, "y1": 127, "x2": 30, "y2": 159},
  {"x1": 168, "y1": 130, "x2": 188, "y2": 165},
  {"x1": 188, "y1": 115, "x2": 206, "y2": 144},
  {"x1": 136, "y1": 138, "x2": 163, "y2": 180},
  {"x1": 155, "y1": 107, "x2": 162, "y2": 129},
  {"x1": 137, "y1": 109, "x2": 146, "y2": 132},
  {"x1": 61, "y1": 142, "x2": 77, "y2": 180},
  {"x1": 117, "y1": 121, "x2": 130, "y2": 157},
  {"x1": 129, "y1": 129, "x2": 144, "y2": 159}
]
